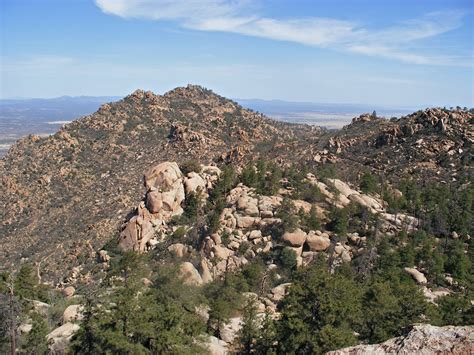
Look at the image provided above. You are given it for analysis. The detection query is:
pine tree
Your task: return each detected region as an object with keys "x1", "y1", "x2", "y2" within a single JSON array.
[
  {"x1": 234, "y1": 298, "x2": 259, "y2": 354},
  {"x1": 14, "y1": 264, "x2": 37, "y2": 300},
  {"x1": 23, "y1": 312, "x2": 49, "y2": 355}
]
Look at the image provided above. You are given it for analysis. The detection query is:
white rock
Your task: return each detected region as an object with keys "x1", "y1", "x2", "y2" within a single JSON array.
[
  {"x1": 179, "y1": 262, "x2": 203, "y2": 286},
  {"x1": 220, "y1": 317, "x2": 242, "y2": 343},
  {"x1": 62, "y1": 304, "x2": 84, "y2": 323},
  {"x1": 404, "y1": 267, "x2": 427, "y2": 284},
  {"x1": 47, "y1": 323, "x2": 80, "y2": 353}
]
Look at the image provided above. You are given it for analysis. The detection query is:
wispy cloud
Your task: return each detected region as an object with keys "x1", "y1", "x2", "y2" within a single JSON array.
[
  {"x1": 94, "y1": 0, "x2": 471, "y2": 66},
  {"x1": 3, "y1": 55, "x2": 76, "y2": 72}
]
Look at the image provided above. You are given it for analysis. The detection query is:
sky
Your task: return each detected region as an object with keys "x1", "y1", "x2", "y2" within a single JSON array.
[{"x1": 1, "y1": 0, "x2": 473, "y2": 107}]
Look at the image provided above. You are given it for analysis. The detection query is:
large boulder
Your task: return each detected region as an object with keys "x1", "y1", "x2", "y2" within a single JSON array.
[
  {"x1": 213, "y1": 245, "x2": 234, "y2": 260},
  {"x1": 144, "y1": 162, "x2": 185, "y2": 219},
  {"x1": 236, "y1": 195, "x2": 259, "y2": 216},
  {"x1": 168, "y1": 243, "x2": 188, "y2": 258},
  {"x1": 200, "y1": 259, "x2": 214, "y2": 284},
  {"x1": 32, "y1": 300, "x2": 50, "y2": 315},
  {"x1": 179, "y1": 262, "x2": 203, "y2": 286},
  {"x1": 47, "y1": 322, "x2": 80, "y2": 353},
  {"x1": 183, "y1": 172, "x2": 207, "y2": 195},
  {"x1": 348, "y1": 193, "x2": 384, "y2": 213},
  {"x1": 271, "y1": 283, "x2": 292, "y2": 302},
  {"x1": 62, "y1": 286, "x2": 75, "y2": 298},
  {"x1": 282, "y1": 229, "x2": 307, "y2": 247},
  {"x1": 236, "y1": 215, "x2": 256, "y2": 229},
  {"x1": 405, "y1": 267, "x2": 428, "y2": 284},
  {"x1": 293, "y1": 200, "x2": 312, "y2": 213},
  {"x1": 258, "y1": 195, "x2": 282, "y2": 214},
  {"x1": 118, "y1": 204, "x2": 155, "y2": 252},
  {"x1": 62, "y1": 305, "x2": 84, "y2": 323},
  {"x1": 203, "y1": 336, "x2": 228, "y2": 355},
  {"x1": 306, "y1": 231, "x2": 331, "y2": 251},
  {"x1": 144, "y1": 161, "x2": 182, "y2": 190},
  {"x1": 219, "y1": 317, "x2": 242, "y2": 343},
  {"x1": 327, "y1": 325, "x2": 474, "y2": 354}
]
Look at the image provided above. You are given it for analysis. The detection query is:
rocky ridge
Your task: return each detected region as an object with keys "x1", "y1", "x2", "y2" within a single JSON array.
[{"x1": 0, "y1": 85, "x2": 319, "y2": 280}]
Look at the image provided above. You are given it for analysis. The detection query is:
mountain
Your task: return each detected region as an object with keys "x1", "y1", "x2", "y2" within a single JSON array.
[
  {"x1": 0, "y1": 85, "x2": 472, "y2": 353},
  {"x1": 0, "y1": 85, "x2": 319, "y2": 279}
]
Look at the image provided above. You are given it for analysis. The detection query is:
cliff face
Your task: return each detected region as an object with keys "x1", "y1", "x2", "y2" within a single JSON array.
[{"x1": 327, "y1": 324, "x2": 474, "y2": 355}]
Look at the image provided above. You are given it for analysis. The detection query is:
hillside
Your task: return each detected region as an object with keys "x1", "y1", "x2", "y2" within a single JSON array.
[
  {"x1": 0, "y1": 85, "x2": 320, "y2": 280},
  {"x1": 0, "y1": 86, "x2": 472, "y2": 354},
  {"x1": 318, "y1": 108, "x2": 473, "y2": 184}
]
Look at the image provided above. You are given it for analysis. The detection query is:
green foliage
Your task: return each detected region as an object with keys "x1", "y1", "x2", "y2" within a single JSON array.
[
  {"x1": 275, "y1": 262, "x2": 361, "y2": 353},
  {"x1": 436, "y1": 293, "x2": 474, "y2": 325},
  {"x1": 297, "y1": 182, "x2": 324, "y2": 203},
  {"x1": 278, "y1": 248, "x2": 298, "y2": 272},
  {"x1": 180, "y1": 160, "x2": 201, "y2": 175},
  {"x1": 170, "y1": 226, "x2": 187, "y2": 242},
  {"x1": 301, "y1": 205, "x2": 321, "y2": 231},
  {"x1": 360, "y1": 280, "x2": 426, "y2": 343},
  {"x1": 328, "y1": 206, "x2": 349, "y2": 236},
  {"x1": 240, "y1": 160, "x2": 282, "y2": 196},
  {"x1": 71, "y1": 253, "x2": 204, "y2": 354},
  {"x1": 205, "y1": 275, "x2": 244, "y2": 337},
  {"x1": 360, "y1": 171, "x2": 378, "y2": 194},
  {"x1": 444, "y1": 239, "x2": 472, "y2": 282},
  {"x1": 23, "y1": 312, "x2": 49, "y2": 355},
  {"x1": 14, "y1": 264, "x2": 37, "y2": 300},
  {"x1": 275, "y1": 198, "x2": 298, "y2": 233},
  {"x1": 182, "y1": 190, "x2": 202, "y2": 223},
  {"x1": 253, "y1": 311, "x2": 277, "y2": 354},
  {"x1": 234, "y1": 299, "x2": 260, "y2": 354}
]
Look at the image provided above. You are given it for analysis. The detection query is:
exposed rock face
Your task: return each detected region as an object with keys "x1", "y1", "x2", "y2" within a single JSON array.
[
  {"x1": 203, "y1": 336, "x2": 228, "y2": 355},
  {"x1": 179, "y1": 262, "x2": 203, "y2": 286},
  {"x1": 326, "y1": 107, "x2": 474, "y2": 185},
  {"x1": 46, "y1": 322, "x2": 80, "y2": 353},
  {"x1": 271, "y1": 283, "x2": 292, "y2": 302},
  {"x1": 405, "y1": 267, "x2": 428, "y2": 284},
  {"x1": 168, "y1": 243, "x2": 188, "y2": 258},
  {"x1": 62, "y1": 286, "x2": 75, "y2": 298},
  {"x1": 219, "y1": 317, "x2": 243, "y2": 343},
  {"x1": 184, "y1": 172, "x2": 206, "y2": 195},
  {"x1": 327, "y1": 324, "x2": 474, "y2": 354},
  {"x1": 118, "y1": 202, "x2": 155, "y2": 252},
  {"x1": 282, "y1": 229, "x2": 307, "y2": 247},
  {"x1": 144, "y1": 162, "x2": 185, "y2": 218},
  {"x1": 62, "y1": 304, "x2": 84, "y2": 323},
  {"x1": 306, "y1": 231, "x2": 331, "y2": 251}
]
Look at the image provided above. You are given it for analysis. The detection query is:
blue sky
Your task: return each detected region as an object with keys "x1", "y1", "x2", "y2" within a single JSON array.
[{"x1": 1, "y1": 0, "x2": 473, "y2": 106}]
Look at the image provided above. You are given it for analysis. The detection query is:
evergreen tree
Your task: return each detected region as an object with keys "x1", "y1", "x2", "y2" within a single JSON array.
[
  {"x1": 234, "y1": 299, "x2": 259, "y2": 354},
  {"x1": 275, "y1": 198, "x2": 298, "y2": 233},
  {"x1": 360, "y1": 171, "x2": 377, "y2": 194},
  {"x1": 23, "y1": 312, "x2": 49, "y2": 355},
  {"x1": 275, "y1": 262, "x2": 361, "y2": 353},
  {"x1": 14, "y1": 264, "x2": 37, "y2": 300}
]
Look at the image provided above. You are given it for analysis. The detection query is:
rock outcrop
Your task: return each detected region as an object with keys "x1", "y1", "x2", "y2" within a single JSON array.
[
  {"x1": 46, "y1": 322, "x2": 80, "y2": 353},
  {"x1": 327, "y1": 324, "x2": 474, "y2": 354},
  {"x1": 144, "y1": 162, "x2": 185, "y2": 218}
]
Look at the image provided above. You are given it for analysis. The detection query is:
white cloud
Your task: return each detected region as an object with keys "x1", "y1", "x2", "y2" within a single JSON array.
[{"x1": 95, "y1": 1, "x2": 470, "y2": 66}]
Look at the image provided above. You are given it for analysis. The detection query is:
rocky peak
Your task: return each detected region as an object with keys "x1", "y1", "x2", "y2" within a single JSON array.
[{"x1": 351, "y1": 112, "x2": 380, "y2": 124}]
